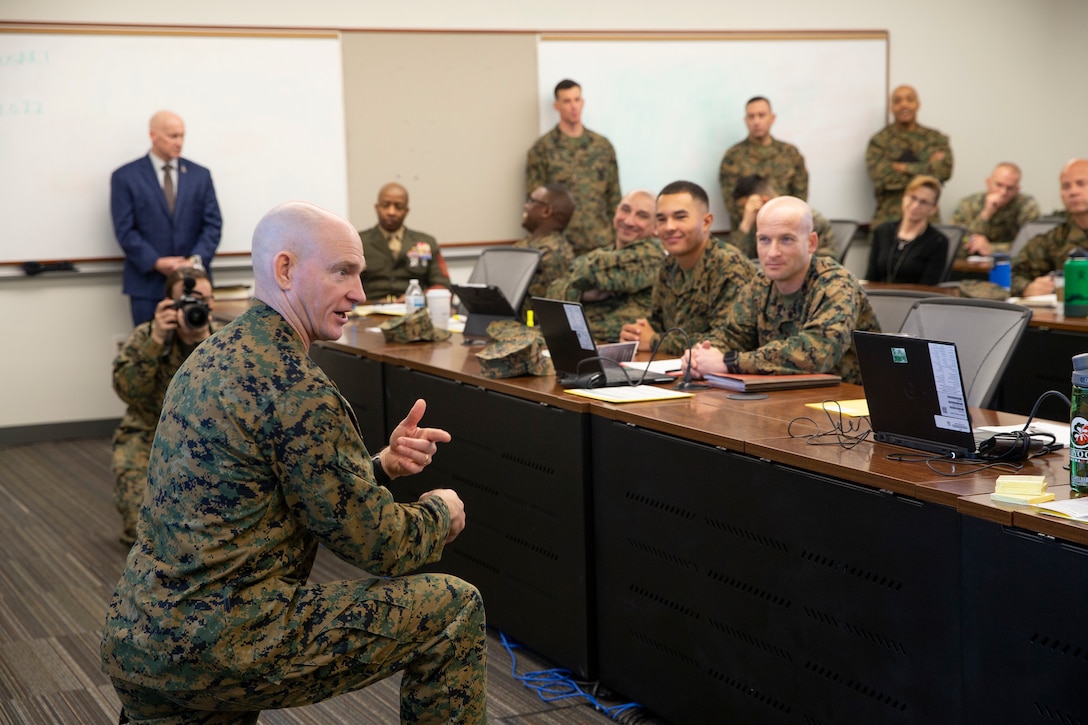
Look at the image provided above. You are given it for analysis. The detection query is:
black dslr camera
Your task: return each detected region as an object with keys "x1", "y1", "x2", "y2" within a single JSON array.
[{"x1": 172, "y1": 276, "x2": 210, "y2": 329}]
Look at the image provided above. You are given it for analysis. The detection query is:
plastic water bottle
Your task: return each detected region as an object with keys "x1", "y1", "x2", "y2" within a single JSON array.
[
  {"x1": 1071, "y1": 353, "x2": 1088, "y2": 493},
  {"x1": 404, "y1": 279, "x2": 425, "y2": 313}
]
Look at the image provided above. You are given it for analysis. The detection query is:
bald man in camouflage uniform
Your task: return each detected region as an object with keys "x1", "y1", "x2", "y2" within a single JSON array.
[
  {"x1": 547, "y1": 190, "x2": 665, "y2": 342},
  {"x1": 516, "y1": 183, "x2": 575, "y2": 320},
  {"x1": 1011, "y1": 159, "x2": 1088, "y2": 297},
  {"x1": 101, "y1": 201, "x2": 485, "y2": 724},
  {"x1": 620, "y1": 181, "x2": 754, "y2": 357},
  {"x1": 719, "y1": 96, "x2": 808, "y2": 231},
  {"x1": 689, "y1": 197, "x2": 879, "y2": 385},
  {"x1": 951, "y1": 162, "x2": 1041, "y2": 257},
  {"x1": 111, "y1": 267, "x2": 216, "y2": 545},
  {"x1": 527, "y1": 79, "x2": 621, "y2": 256},
  {"x1": 866, "y1": 85, "x2": 953, "y2": 227}
]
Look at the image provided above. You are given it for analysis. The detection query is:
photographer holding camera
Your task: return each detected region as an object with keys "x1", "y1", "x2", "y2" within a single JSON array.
[{"x1": 111, "y1": 266, "x2": 216, "y2": 545}]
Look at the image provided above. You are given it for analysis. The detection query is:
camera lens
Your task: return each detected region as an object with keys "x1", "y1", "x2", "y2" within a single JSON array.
[{"x1": 183, "y1": 302, "x2": 209, "y2": 328}]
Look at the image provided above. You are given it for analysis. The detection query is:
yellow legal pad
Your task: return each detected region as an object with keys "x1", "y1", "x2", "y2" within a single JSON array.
[{"x1": 804, "y1": 399, "x2": 870, "y2": 417}]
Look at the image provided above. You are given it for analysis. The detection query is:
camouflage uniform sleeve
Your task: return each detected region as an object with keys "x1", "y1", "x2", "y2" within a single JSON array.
[
  {"x1": 604, "y1": 140, "x2": 621, "y2": 212},
  {"x1": 812, "y1": 212, "x2": 837, "y2": 257},
  {"x1": 927, "y1": 131, "x2": 953, "y2": 183},
  {"x1": 1011, "y1": 233, "x2": 1058, "y2": 296},
  {"x1": 707, "y1": 277, "x2": 761, "y2": 352},
  {"x1": 726, "y1": 228, "x2": 757, "y2": 259},
  {"x1": 526, "y1": 134, "x2": 548, "y2": 194},
  {"x1": 719, "y1": 146, "x2": 741, "y2": 229},
  {"x1": 567, "y1": 242, "x2": 662, "y2": 294},
  {"x1": 1017, "y1": 196, "x2": 1043, "y2": 227},
  {"x1": 950, "y1": 194, "x2": 980, "y2": 233},
  {"x1": 527, "y1": 234, "x2": 574, "y2": 302},
  {"x1": 788, "y1": 145, "x2": 809, "y2": 201},
  {"x1": 736, "y1": 270, "x2": 862, "y2": 375},
  {"x1": 866, "y1": 130, "x2": 909, "y2": 193},
  {"x1": 274, "y1": 384, "x2": 450, "y2": 576},
  {"x1": 112, "y1": 322, "x2": 165, "y2": 406}
]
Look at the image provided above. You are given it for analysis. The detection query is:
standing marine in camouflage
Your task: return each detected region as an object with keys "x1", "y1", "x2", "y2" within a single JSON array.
[
  {"x1": 515, "y1": 183, "x2": 576, "y2": 320},
  {"x1": 729, "y1": 175, "x2": 837, "y2": 259},
  {"x1": 110, "y1": 266, "x2": 216, "y2": 546},
  {"x1": 526, "y1": 79, "x2": 621, "y2": 256},
  {"x1": 951, "y1": 162, "x2": 1042, "y2": 257},
  {"x1": 719, "y1": 96, "x2": 808, "y2": 231},
  {"x1": 689, "y1": 197, "x2": 879, "y2": 385},
  {"x1": 866, "y1": 85, "x2": 953, "y2": 227},
  {"x1": 1011, "y1": 158, "x2": 1088, "y2": 297},
  {"x1": 101, "y1": 201, "x2": 485, "y2": 724},
  {"x1": 620, "y1": 181, "x2": 754, "y2": 356},
  {"x1": 547, "y1": 189, "x2": 665, "y2": 342}
]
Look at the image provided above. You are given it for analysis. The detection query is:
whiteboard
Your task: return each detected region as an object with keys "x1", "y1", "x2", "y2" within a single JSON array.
[
  {"x1": 0, "y1": 30, "x2": 348, "y2": 264},
  {"x1": 537, "y1": 36, "x2": 887, "y2": 229}
]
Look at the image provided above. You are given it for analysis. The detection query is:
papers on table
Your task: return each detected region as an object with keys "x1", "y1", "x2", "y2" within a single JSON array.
[
  {"x1": 565, "y1": 385, "x2": 693, "y2": 403},
  {"x1": 351, "y1": 303, "x2": 408, "y2": 317},
  {"x1": 976, "y1": 421, "x2": 1070, "y2": 443},
  {"x1": 620, "y1": 358, "x2": 683, "y2": 375},
  {"x1": 1008, "y1": 294, "x2": 1057, "y2": 308},
  {"x1": 1033, "y1": 498, "x2": 1088, "y2": 521}
]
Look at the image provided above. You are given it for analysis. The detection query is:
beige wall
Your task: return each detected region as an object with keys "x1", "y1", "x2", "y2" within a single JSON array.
[{"x1": 0, "y1": 0, "x2": 1082, "y2": 430}]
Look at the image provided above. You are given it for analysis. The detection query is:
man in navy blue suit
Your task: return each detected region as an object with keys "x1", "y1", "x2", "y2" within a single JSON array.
[{"x1": 111, "y1": 110, "x2": 222, "y2": 325}]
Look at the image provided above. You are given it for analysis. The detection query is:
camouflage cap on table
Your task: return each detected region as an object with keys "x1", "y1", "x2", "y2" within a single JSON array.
[
  {"x1": 380, "y1": 309, "x2": 452, "y2": 343},
  {"x1": 475, "y1": 321, "x2": 554, "y2": 379}
]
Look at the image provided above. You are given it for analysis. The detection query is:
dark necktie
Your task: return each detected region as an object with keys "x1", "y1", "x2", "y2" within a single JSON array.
[{"x1": 163, "y1": 164, "x2": 175, "y2": 215}]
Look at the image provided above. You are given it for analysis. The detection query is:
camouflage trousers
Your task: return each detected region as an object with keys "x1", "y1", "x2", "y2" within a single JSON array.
[
  {"x1": 111, "y1": 432, "x2": 151, "y2": 541},
  {"x1": 109, "y1": 573, "x2": 487, "y2": 724}
]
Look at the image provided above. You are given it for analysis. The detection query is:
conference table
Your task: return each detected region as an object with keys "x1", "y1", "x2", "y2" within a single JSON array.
[{"x1": 222, "y1": 305, "x2": 1085, "y2": 725}]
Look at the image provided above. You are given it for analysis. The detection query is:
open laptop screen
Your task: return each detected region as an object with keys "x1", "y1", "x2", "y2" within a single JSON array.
[{"x1": 853, "y1": 331, "x2": 979, "y2": 457}]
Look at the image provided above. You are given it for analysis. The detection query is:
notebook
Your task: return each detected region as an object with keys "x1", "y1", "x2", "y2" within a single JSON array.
[
  {"x1": 532, "y1": 297, "x2": 675, "y2": 387},
  {"x1": 853, "y1": 330, "x2": 991, "y2": 458}
]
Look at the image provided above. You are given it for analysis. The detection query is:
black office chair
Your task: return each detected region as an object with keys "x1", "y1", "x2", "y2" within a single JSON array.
[
  {"x1": 463, "y1": 247, "x2": 542, "y2": 312},
  {"x1": 899, "y1": 297, "x2": 1031, "y2": 408},
  {"x1": 1008, "y1": 217, "x2": 1064, "y2": 260},
  {"x1": 864, "y1": 288, "x2": 945, "y2": 333},
  {"x1": 932, "y1": 224, "x2": 966, "y2": 283},
  {"x1": 829, "y1": 219, "x2": 859, "y2": 262}
]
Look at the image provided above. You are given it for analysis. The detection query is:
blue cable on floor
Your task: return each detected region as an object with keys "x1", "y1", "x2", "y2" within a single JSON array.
[{"x1": 499, "y1": 630, "x2": 645, "y2": 722}]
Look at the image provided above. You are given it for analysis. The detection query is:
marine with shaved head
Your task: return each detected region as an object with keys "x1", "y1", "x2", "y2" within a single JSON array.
[
  {"x1": 1012, "y1": 159, "x2": 1088, "y2": 297},
  {"x1": 685, "y1": 196, "x2": 879, "y2": 385},
  {"x1": 358, "y1": 182, "x2": 451, "y2": 301},
  {"x1": 102, "y1": 201, "x2": 485, "y2": 724},
  {"x1": 547, "y1": 189, "x2": 665, "y2": 341}
]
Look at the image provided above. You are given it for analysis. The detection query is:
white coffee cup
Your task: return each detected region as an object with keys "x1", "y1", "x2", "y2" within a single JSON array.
[{"x1": 425, "y1": 288, "x2": 452, "y2": 330}]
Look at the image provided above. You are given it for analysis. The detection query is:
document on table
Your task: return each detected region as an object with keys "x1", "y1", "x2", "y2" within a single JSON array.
[
  {"x1": 565, "y1": 386, "x2": 693, "y2": 403},
  {"x1": 804, "y1": 399, "x2": 870, "y2": 417},
  {"x1": 1032, "y1": 498, "x2": 1088, "y2": 521},
  {"x1": 620, "y1": 358, "x2": 683, "y2": 375}
]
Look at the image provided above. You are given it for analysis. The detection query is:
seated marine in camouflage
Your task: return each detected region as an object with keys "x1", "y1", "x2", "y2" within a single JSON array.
[
  {"x1": 620, "y1": 180, "x2": 755, "y2": 356},
  {"x1": 546, "y1": 189, "x2": 665, "y2": 342},
  {"x1": 101, "y1": 201, "x2": 485, "y2": 724},
  {"x1": 110, "y1": 266, "x2": 216, "y2": 546},
  {"x1": 951, "y1": 162, "x2": 1041, "y2": 257},
  {"x1": 515, "y1": 183, "x2": 576, "y2": 321},
  {"x1": 686, "y1": 196, "x2": 879, "y2": 385},
  {"x1": 728, "y1": 174, "x2": 838, "y2": 259}
]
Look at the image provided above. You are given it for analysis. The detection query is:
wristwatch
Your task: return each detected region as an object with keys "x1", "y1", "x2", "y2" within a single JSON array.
[
  {"x1": 723, "y1": 350, "x2": 740, "y2": 374},
  {"x1": 371, "y1": 453, "x2": 391, "y2": 486}
]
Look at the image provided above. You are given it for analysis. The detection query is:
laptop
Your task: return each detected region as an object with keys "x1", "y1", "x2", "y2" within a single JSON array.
[
  {"x1": 853, "y1": 330, "x2": 992, "y2": 458},
  {"x1": 532, "y1": 297, "x2": 676, "y2": 387}
]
